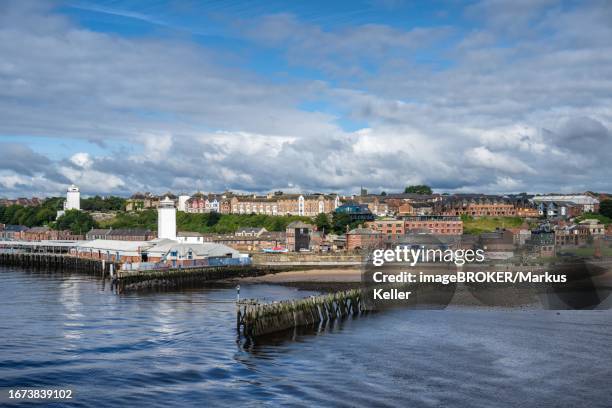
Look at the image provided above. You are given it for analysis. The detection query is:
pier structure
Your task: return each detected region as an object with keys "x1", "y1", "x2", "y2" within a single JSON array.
[
  {"x1": 0, "y1": 240, "x2": 289, "y2": 292},
  {"x1": 114, "y1": 264, "x2": 280, "y2": 292},
  {"x1": 237, "y1": 289, "x2": 367, "y2": 337},
  {"x1": 0, "y1": 250, "x2": 117, "y2": 275}
]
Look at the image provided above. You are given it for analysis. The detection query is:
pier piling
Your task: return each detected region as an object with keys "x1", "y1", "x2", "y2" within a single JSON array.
[{"x1": 237, "y1": 289, "x2": 366, "y2": 337}]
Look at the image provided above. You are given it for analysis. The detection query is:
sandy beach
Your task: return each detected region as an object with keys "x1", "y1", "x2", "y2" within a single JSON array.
[{"x1": 239, "y1": 268, "x2": 363, "y2": 283}]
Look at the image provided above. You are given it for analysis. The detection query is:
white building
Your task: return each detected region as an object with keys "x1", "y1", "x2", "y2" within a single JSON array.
[
  {"x1": 158, "y1": 196, "x2": 177, "y2": 240},
  {"x1": 146, "y1": 241, "x2": 240, "y2": 263},
  {"x1": 579, "y1": 219, "x2": 605, "y2": 236},
  {"x1": 177, "y1": 231, "x2": 204, "y2": 244},
  {"x1": 73, "y1": 238, "x2": 241, "y2": 264},
  {"x1": 65, "y1": 185, "x2": 80, "y2": 211},
  {"x1": 532, "y1": 195, "x2": 599, "y2": 212},
  {"x1": 177, "y1": 194, "x2": 190, "y2": 212}
]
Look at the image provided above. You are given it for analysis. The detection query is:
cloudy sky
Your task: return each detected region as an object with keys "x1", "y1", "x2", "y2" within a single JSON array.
[{"x1": 1, "y1": 0, "x2": 611, "y2": 198}]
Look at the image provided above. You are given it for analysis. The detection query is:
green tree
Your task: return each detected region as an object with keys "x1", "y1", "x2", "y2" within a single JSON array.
[
  {"x1": 331, "y1": 212, "x2": 361, "y2": 234},
  {"x1": 207, "y1": 211, "x2": 221, "y2": 227},
  {"x1": 314, "y1": 213, "x2": 331, "y2": 233},
  {"x1": 104, "y1": 210, "x2": 312, "y2": 234},
  {"x1": 41, "y1": 197, "x2": 65, "y2": 211},
  {"x1": 81, "y1": 195, "x2": 126, "y2": 211},
  {"x1": 600, "y1": 199, "x2": 612, "y2": 219},
  {"x1": 0, "y1": 202, "x2": 59, "y2": 227},
  {"x1": 35, "y1": 208, "x2": 56, "y2": 225},
  {"x1": 18, "y1": 208, "x2": 38, "y2": 227},
  {"x1": 4, "y1": 205, "x2": 21, "y2": 224},
  {"x1": 404, "y1": 185, "x2": 433, "y2": 195},
  {"x1": 55, "y1": 210, "x2": 98, "y2": 234}
]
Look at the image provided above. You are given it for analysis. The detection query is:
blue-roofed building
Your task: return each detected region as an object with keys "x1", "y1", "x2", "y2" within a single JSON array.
[{"x1": 334, "y1": 203, "x2": 375, "y2": 223}]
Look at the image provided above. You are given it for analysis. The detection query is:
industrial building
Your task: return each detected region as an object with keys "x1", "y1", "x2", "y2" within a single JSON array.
[{"x1": 73, "y1": 238, "x2": 240, "y2": 266}]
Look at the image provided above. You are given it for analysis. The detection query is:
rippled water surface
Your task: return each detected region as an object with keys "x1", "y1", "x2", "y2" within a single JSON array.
[{"x1": 1, "y1": 266, "x2": 611, "y2": 407}]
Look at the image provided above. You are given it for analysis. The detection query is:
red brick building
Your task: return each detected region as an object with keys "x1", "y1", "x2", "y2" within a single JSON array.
[
  {"x1": 346, "y1": 227, "x2": 383, "y2": 251},
  {"x1": 367, "y1": 220, "x2": 405, "y2": 240},
  {"x1": 403, "y1": 216, "x2": 463, "y2": 235}
]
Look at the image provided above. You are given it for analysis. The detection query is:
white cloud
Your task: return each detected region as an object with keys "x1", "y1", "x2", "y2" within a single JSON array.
[
  {"x1": 70, "y1": 152, "x2": 92, "y2": 168},
  {"x1": 0, "y1": 1, "x2": 612, "y2": 196},
  {"x1": 468, "y1": 147, "x2": 535, "y2": 175}
]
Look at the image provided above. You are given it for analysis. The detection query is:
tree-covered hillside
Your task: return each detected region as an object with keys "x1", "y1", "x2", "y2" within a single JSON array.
[{"x1": 100, "y1": 210, "x2": 313, "y2": 234}]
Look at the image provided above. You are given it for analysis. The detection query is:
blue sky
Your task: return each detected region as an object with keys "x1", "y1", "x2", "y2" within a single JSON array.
[{"x1": 0, "y1": 0, "x2": 611, "y2": 197}]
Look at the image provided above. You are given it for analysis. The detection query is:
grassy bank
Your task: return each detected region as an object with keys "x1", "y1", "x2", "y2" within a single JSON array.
[
  {"x1": 575, "y1": 213, "x2": 612, "y2": 225},
  {"x1": 461, "y1": 215, "x2": 526, "y2": 234}
]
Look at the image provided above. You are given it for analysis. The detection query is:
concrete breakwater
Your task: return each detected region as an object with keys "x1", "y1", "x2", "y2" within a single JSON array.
[
  {"x1": 0, "y1": 251, "x2": 117, "y2": 275},
  {"x1": 237, "y1": 289, "x2": 367, "y2": 337}
]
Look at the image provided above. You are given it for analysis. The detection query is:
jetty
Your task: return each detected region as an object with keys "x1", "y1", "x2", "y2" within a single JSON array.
[
  {"x1": 237, "y1": 289, "x2": 367, "y2": 337},
  {"x1": 0, "y1": 250, "x2": 118, "y2": 275},
  {"x1": 0, "y1": 242, "x2": 306, "y2": 292},
  {"x1": 115, "y1": 264, "x2": 281, "y2": 292}
]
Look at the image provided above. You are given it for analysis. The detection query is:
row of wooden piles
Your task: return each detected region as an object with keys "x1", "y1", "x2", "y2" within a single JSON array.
[
  {"x1": 237, "y1": 289, "x2": 367, "y2": 337},
  {"x1": 116, "y1": 265, "x2": 277, "y2": 292},
  {"x1": 0, "y1": 252, "x2": 116, "y2": 276}
]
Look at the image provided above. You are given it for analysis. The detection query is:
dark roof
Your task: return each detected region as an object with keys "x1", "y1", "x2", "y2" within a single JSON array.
[
  {"x1": 382, "y1": 193, "x2": 437, "y2": 200},
  {"x1": 26, "y1": 226, "x2": 51, "y2": 233},
  {"x1": 348, "y1": 228, "x2": 381, "y2": 235},
  {"x1": 88, "y1": 228, "x2": 111, "y2": 235},
  {"x1": 108, "y1": 228, "x2": 151, "y2": 236},
  {"x1": 261, "y1": 231, "x2": 286, "y2": 238},
  {"x1": 236, "y1": 227, "x2": 266, "y2": 233},
  {"x1": 177, "y1": 231, "x2": 203, "y2": 237},
  {"x1": 4, "y1": 225, "x2": 29, "y2": 232}
]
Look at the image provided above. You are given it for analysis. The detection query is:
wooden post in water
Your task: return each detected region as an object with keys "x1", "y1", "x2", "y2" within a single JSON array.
[{"x1": 236, "y1": 285, "x2": 241, "y2": 331}]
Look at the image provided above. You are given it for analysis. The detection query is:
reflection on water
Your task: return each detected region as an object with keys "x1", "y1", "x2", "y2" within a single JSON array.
[
  {"x1": 60, "y1": 278, "x2": 85, "y2": 343},
  {"x1": 0, "y1": 266, "x2": 611, "y2": 407}
]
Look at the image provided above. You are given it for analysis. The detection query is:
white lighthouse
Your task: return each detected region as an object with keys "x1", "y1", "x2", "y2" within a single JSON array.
[
  {"x1": 65, "y1": 184, "x2": 80, "y2": 211},
  {"x1": 158, "y1": 196, "x2": 177, "y2": 240},
  {"x1": 177, "y1": 194, "x2": 190, "y2": 212}
]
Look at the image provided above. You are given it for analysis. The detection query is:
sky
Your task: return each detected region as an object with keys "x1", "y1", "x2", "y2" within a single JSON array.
[{"x1": 0, "y1": 0, "x2": 611, "y2": 198}]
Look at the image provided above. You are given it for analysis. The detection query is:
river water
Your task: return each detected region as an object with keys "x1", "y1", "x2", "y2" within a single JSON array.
[{"x1": 1, "y1": 266, "x2": 611, "y2": 407}]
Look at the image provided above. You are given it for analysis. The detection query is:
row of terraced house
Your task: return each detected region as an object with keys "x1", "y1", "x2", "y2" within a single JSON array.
[
  {"x1": 125, "y1": 191, "x2": 601, "y2": 222},
  {"x1": 126, "y1": 192, "x2": 341, "y2": 217}
]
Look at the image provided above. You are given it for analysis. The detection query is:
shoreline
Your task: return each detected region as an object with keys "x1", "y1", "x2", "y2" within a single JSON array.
[{"x1": 237, "y1": 267, "x2": 363, "y2": 283}]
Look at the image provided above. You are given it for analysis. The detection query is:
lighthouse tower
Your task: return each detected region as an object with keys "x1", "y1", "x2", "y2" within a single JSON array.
[
  {"x1": 158, "y1": 196, "x2": 177, "y2": 240},
  {"x1": 65, "y1": 185, "x2": 80, "y2": 210}
]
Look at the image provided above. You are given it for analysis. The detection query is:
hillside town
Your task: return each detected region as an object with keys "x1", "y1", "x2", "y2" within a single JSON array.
[{"x1": 1, "y1": 186, "x2": 611, "y2": 267}]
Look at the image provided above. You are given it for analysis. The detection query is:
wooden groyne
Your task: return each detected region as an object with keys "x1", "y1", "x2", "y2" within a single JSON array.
[
  {"x1": 116, "y1": 265, "x2": 281, "y2": 292},
  {"x1": 0, "y1": 252, "x2": 117, "y2": 276},
  {"x1": 237, "y1": 289, "x2": 367, "y2": 337}
]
